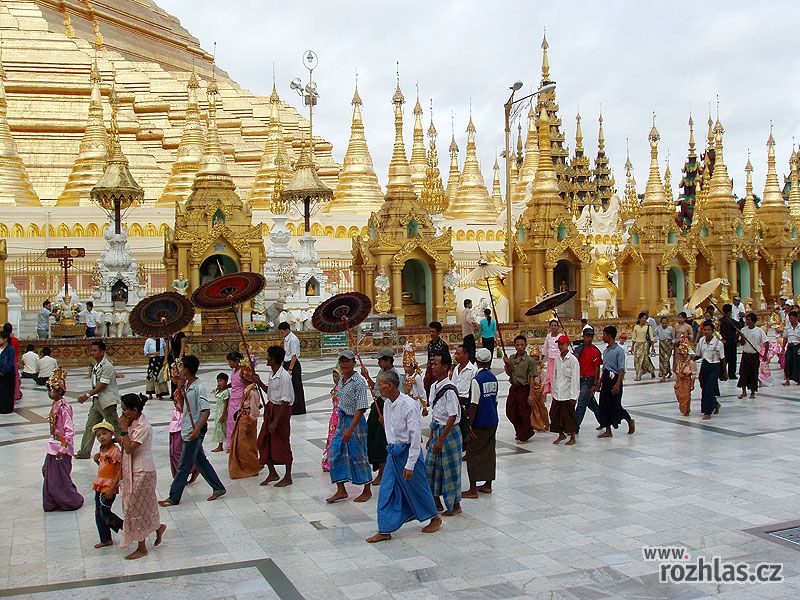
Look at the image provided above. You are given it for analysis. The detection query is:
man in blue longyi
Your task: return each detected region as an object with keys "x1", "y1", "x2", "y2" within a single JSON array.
[{"x1": 366, "y1": 370, "x2": 442, "y2": 543}]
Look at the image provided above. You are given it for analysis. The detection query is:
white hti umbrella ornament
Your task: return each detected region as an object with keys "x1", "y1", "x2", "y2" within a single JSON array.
[{"x1": 461, "y1": 258, "x2": 512, "y2": 356}]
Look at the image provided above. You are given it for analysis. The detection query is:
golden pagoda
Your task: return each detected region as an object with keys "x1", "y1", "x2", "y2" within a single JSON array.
[
  {"x1": 620, "y1": 118, "x2": 673, "y2": 316},
  {"x1": 537, "y1": 33, "x2": 570, "y2": 198},
  {"x1": 566, "y1": 111, "x2": 593, "y2": 215},
  {"x1": 444, "y1": 121, "x2": 460, "y2": 206},
  {"x1": 352, "y1": 76, "x2": 453, "y2": 326},
  {"x1": 741, "y1": 155, "x2": 756, "y2": 228},
  {"x1": 444, "y1": 113, "x2": 497, "y2": 221},
  {"x1": 418, "y1": 108, "x2": 447, "y2": 215},
  {"x1": 664, "y1": 158, "x2": 673, "y2": 206},
  {"x1": 619, "y1": 143, "x2": 639, "y2": 221},
  {"x1": 513, "y1": 102, "x2": 538, "y2": 205},
  {"x1": 57, "y1": 57, "x2": 108, "y2": 206},
  {"x1": 324, "y1": 81, "x2": 384, "y2": 215},
  {"x1": 158, "y1": 67, "x2": 205, "y2": 205},
  {"x1": 789, "y1": 150, "x2": 800, "y2": 220},
  {"x1": 164, "y1": 70, "x2": 265, "y2": 314},
  {"x1": 409, "y1": 89, "x2": 427, "y2": 198},
  {"x1": 511, "y1": 107, "x2": 589, "y2": 320},
  {"x1": 593, "y1": 113, "x2": 614, "y2": 209},
  {"x1": 0, "y1": 46, "x2": 39, "y2": 206},
  {"x1": 248, "y1": 84, "x2": 294, "y2": 208},
  {"x1": 491, "y1": 157, "x2": 503, "y2": 214}
]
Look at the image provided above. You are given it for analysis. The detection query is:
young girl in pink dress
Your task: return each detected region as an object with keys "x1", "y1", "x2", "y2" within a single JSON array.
[
  {"x1": 322, "y1": 367, "x2": 340, "y2": 472},
  {"x1": 226, "y1": 351, "x2": 245, "y2": 452},
  {"x1": 541, "y1": 319, "x2": 561, "y2": 398}
]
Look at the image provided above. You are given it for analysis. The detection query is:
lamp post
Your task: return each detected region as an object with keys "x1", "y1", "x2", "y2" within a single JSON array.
[{"x1": 503, "y1": 81, "x2": 556, "y2": 319}]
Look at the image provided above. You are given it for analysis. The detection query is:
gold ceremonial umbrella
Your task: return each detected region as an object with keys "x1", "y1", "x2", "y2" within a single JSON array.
[
  {"x1": 687, "y1": 278, "x2": 722, "y2": 312},
  {"x1": 462, "y1": 259, "x2": 512, "y2": 356}
]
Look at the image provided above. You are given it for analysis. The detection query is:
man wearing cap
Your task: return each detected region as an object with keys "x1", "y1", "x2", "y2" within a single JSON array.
[
  {"x1": 575, "y1": 328, "x2": 601, "y2": 432},
  {"x1": 462, "y1": 348, "x2": 498, "y2": 498},
  {"x1": 361, "y1": 347, "x2": 398, "y2": 486},
  {"x1": 327, "y1": 349, "x2": 373, "y2": 504},
  {"x1": 550, "y1": 335, "x2": 580, "y2": 445}
]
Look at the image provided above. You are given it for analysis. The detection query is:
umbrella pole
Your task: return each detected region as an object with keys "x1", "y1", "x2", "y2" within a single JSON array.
[
  {"x1": 485, "y1": 276, "x2": 507, "y2": 357},
  {"x1": 343, "y1": 320, "x2": 382, "y2": 419},
  {"x1": 228, "y1": 303, "x2": 268, "y2": 405},
  {"x1": 165, "y1": 334, "x2": 196, "y2": 429}
]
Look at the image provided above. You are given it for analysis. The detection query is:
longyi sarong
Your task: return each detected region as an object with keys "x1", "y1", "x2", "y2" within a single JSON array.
[
  {"x1": 42, "y1": 454, "x2": 84, "y2": 512},
  {"x1": 699, "y1": 360, "x2": 721, "y2": 416},
  {"x1": 377, "y1": 443, "x2": 437, "y2": 534},
  {"x1": 258, "y1": 403, "x2": 293, "y2": 465},
  {"x1": 425, "y1": 421, "x2": 462, "y2": 511},
  {"x1": 120, "y1": 469, "x2": 160, "y2": 549},
  {"x1": 785, "y1": 343, "x2": 800, "y2": 384},
  {"x1": 329, "y1": 410, "x2": 371, "y2": 485},
  {"x1": 229, "y1": 413, "x2": 262, "y2": 479},
  {"x1": 466, "y1": 425, "x2": 496, "y2": 483},
  {"x1": 506, "y1": 383, "x2": 535, "y2": 441},
  {"x1": 659, "y1": 340, "x2": 674, "y2": 377},
  {"x1": 549, "y1": 399, "x2": 578, "y2": 435},
  {"x1": 737, "y1": 352, "x2": 760, "y2": 392},
  {"x1": 598, "y1": 370, "x2": 631, "y2": 428}
]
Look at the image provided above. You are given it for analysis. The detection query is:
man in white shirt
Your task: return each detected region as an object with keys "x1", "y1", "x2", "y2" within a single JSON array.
[
  {"x1": 461, "y1": 299, "x2": 479, "y2": 363},
  {"x1": 21, "y1": 344, "x2": 39, "y2": 379},
  {"x1": 35, "y1": 347, "x2": 58, "y2": 385},
  {"x1": 366, "y1": 369, "x2": 441, "y2": 543},
  {"x1": 278, "y1": 321, "x2": 305, "y2": 415},
  {"x1": 425, "y1": 353, "x2": 462, "y2": 517},
  {"x1": 738, "y1": 312, "x2": 767, "y2": 399},
  {"x1": 695, "y1": 321, "x2": 724, "y2": 419},
  {"x1": 731, "y1": 297, "x2": 746, "y2": 327},
  {"x1": 783, "y1": 310, "x2": 800, "y2": 386},
  {"x1": 550, "y1": 335, "x2": 580, "y2": 445},
  {"x1": 37, "y1": 300, "x2": 52, "y2": 339},
  {"x1": 258, "y1": 345, "x2": 295, "y2": 487},
  {"x1": 451, "y1": 344, "x2": 477, "y2": 405},
  {"x1": 79, "y1": 301, "x2": 98, "y2": 338}
]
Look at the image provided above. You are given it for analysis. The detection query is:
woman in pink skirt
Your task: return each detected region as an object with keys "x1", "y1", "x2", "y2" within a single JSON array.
[
  {"x1": 321, "y1": 367, "x2": 340, "y2": 472},
  {"x1": 541, "y1": 319, "x2": 561, "y2": 399},
  {"x1": 225, "y1": 351, "x2": 245, "y2": 452}
]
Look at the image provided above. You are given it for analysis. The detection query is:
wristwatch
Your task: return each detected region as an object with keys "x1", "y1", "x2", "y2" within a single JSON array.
[{"x1": 119, "y1": 431, "x2": 128, "y2": 436}]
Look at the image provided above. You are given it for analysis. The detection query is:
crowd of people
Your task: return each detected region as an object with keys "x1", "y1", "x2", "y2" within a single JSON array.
[{"x1": 4, "y1": 294, "x2": 799, "y2": 558}]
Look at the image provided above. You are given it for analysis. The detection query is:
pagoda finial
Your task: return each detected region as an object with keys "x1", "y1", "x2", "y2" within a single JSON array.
[
  {"x1": 688, "y1": 114, "x2": 696, "y2": 157},
  {"x1": 789, "y1": 149, "x2": 800, "y2": 219},
  {"x1": 386, "y1": 63, "x2": 413, "y2": 196},
  {"x1": 664, "y1": 152, "x2": 673, "y2": 205},
  {"x1": 409, "y1": 80, "x2": 427, "y2": 196},
  {"x1": 158, "y1": 66, "x2": 206, "y2": 204},
  {"x1": 707, "y1": 115, "x2": 735, "y2": 207},
  {"x1": 194, "y1": 60, "x2": 234, "y2": 189},
  {"x1": 419, "y1": 98, "x2": 446, "y2": 215},
  {"x1": 491, "y1": 154, "x2": 503, "y2": 213},
  {"x1": 445, "y1": 109, "x2": 460, "y2": 205},
  {"x1": 445, "y1": 111, "x2": 496, "y2": 219},
  {"x1": 530, "y1": 106, "x2": 559, "y2": 200},
  {"x1": 427, "y1": 98, "x2": 436, "y2": 138},
  {"x1": 575, "y1": 111, "x2": 583, "y2": 151},
  {"x1": 598, "y1": 112, "x2": 605, "y2": 150},
  {"x1": 0, "y1": 37, "x2": 40, "y2": 206},
  {"x1": 742, "y1": 150, "x2": 756, "y2": 226},
  {"x1": 540, "y1": 29, "x2": 550, "y2": 82},
  {"x1": 642, "y1": 116, "x2": 667, "y2": 206},
  {"x1": 622, "y1": 137, "x2": 638, "y2": 220},
  {"x1": 57, "y1": 55, "x2": 109, "y2": 205}
]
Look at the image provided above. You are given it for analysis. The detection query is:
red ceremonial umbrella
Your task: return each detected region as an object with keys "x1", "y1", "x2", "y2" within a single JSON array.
[{"x1": 129, "y1": 292, "x2": 195, "y2": 338}]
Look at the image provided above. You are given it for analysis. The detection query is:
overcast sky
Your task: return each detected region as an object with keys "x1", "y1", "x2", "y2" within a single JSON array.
[{"x1": 159, "y1": 0, "x2": 800, "y2": 199}]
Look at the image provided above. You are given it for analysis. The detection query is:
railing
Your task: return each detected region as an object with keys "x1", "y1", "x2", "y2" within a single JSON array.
[
  {"x1": 319, "y1": 258, "x2": 355, "y2": 294},
  {"x1": 7, "y1": 252, "x2": 168, "y2": 310}
]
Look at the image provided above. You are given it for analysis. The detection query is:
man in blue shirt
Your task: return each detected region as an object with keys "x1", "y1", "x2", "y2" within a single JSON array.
[
  {"x1": 597, "y1": 326, "x2": 636, "y2": 438},
  {"x1": 159, "y1": 354, "x2": 226, "y2": 506},
  {"x1": 462, "y1": 348, "x2": 498, "y2": 499}
]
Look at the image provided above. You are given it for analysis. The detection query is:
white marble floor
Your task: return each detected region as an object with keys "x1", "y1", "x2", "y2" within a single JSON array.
[{"x1": 2, "y1": 348, "x2": 800, "y2": 599}]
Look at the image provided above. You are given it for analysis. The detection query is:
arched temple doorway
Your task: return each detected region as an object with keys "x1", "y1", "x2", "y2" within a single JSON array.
[
  {"x1": 402, "y1": 259, "x2": 433, "y2": 325},
  {"x1": 668, "y1": 266, "x2": 686, "y2": 313},
  {"x1": 737, "y1": 258, "x2": 751, "y2": 300},
  {"x1": 200, "y1": 254, "x2": 239, "y2": 285},
  {"x1": 553, "y1": 259, "x2": 577, "y2": 317}
]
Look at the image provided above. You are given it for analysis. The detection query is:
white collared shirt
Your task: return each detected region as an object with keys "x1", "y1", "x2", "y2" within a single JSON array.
[
  {"x1": 283, "y1": 332, "x2": 300, "y2": 359},
  {"x1": 428, "y1": 377, "x2": 460, "y2": 426},
  {"x1": 740, "y1": 325, "x2": 766, "y2": 354},
  {"x1": 384, "y1": 392, "x2": 423, "y2": 470},
  {"x1": 451, "y1": 361, "x2": 477, "y2": 398},
  {"x1": 731, "y1": 303, "x2": 746, "y2": 322},
  {"x1": 21, "y1": 350, "x2": 39, "y2": 374},
  {"x1": 80, "y1": 309, "x2": 98, "y2": 327},
  {"x1": 552, "y1": 352, "x2": 580, "y2": 401},
  {"x1": 696, "y1": 336, "x2": 723, "y2": 363},
  {"x1": 461, "y1": 308, "x2": 477, "y2": 337},
  {"x1": 785, "y1": 321, "x2": 800, "y2": 345},
  {"x1": 267, "y1": 366, "x2": 295, "y2": 405}
]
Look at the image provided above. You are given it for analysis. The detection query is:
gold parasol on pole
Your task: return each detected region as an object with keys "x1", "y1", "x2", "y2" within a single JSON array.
[
  {"x1": 687, "y1": 278, "x2": 722, "y2": 312},
  {"x1": 461, "y1": 259, "x2": 512, "y2": 356}
]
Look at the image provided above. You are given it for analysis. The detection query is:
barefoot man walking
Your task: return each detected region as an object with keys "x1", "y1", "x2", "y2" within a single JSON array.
[{"x1": 366, "y1": 370, "x2": 442, "y2": 543}]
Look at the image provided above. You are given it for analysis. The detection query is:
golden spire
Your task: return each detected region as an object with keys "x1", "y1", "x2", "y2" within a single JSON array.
[
  {"x1": 158, "y1": 67, "x2": 206, "y2": 205},
  {"x1": 762, "y1": 124, "x2": 785, "y2": 208},
  {"x1": 386, "y1": 65, "x2": 414, "y2": 196},
  {"x1": 593, "y1": 111, "x2": 614, "y2": 209},
  {"x1": 0, "y1": 43, "x2": 39, "y2": 206},
  {"x1": 248, "y1": 82, "x2": 294, "y2": 208},
  {"x1": 515, "y1": 122, "x2": 524, "y2": 170},
  {"x1": 409, "y1": 85, "x2": 427, "y2": 197},
  {"x1": 57, "y1": 56, "x2": 109, "y2": 206},
  {"x1": 706, "y1": 113, "x2": 714, "y2": 151},
  {"x1": 193, "y1": 69, "x2": 235, "y2": 190},
  {"x1": 622, "y1": 140, "x2": 639, "y2": 219},
  {"x1": 528, "y1": 106, "x2": 560, "y2": 207},
  {"x1": 707, "y1": 117, "x2": 735, "y2": 207},
  {"x1": 688, "y1": 115, "x2": 696, "y2": 158},
  {"x1": 445, "y1": 111, "x2": 496, "y2": 220},
  {"x1": 327, "y1": 78, "x2": 384, "y2": 214},
  {"x1": 575, "y1": 110, "x2": 584, "y2": 151},
  {"x1": 742, "y1": 153, "x2": 756, "y2": 227},
  {"x1": 790, "y1": 149, "x2": 800, "y2": 219},
  {"x1": 664, "y1": 155, "x2": 673, "y2": 205},
  {"x1": 540, "y1": 31, "x2": 550, "y2": 83},
  {"x1": 419, "y1": 101, "x2": 447, "y2": 214},
  {"x1": 514, "y1": 102, "x2": 539, "y2": 204},
  {"x1": 445, "y1": 113, "x2": 460, "y2": 205},
  {"x1": 642, "y1": 115, "x2": 667, "y2": 206},
  {"x1": 567, "y1": 110, "x2": 593, "y2": 213},
  {"x1": 491, "y1": 156, "x2": 503, "y2": 213}
]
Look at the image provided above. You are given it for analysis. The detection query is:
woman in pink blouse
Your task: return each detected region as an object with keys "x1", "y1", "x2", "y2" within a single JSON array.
[
  {"x1": 42, "y1": 369, "x2": 84, "y2": 512},
  {"x1": 118, "y1": 393, "x2": 165, "y2": 560},
  {"x1": 541, "y1": 319, "x2": 561, "y2": 398},
  {"x1": 225, "y1": 351, "x2": 245, "y2": 452}
]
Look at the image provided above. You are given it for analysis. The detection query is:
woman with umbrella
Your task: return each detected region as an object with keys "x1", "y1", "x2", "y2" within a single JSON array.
[{"x1": 225, "y1": 351, "x2": 245, "y2": 452}]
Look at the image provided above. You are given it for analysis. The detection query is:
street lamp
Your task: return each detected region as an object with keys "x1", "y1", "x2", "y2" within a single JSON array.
[{"x1": 503, "y1": 81, "x2": 556, "y2": 318}]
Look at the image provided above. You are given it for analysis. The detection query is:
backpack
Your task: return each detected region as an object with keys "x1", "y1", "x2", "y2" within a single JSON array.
[{"x1": 431, "y1": 383, "x2": 471, "y2": 439}]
